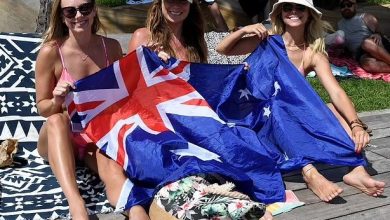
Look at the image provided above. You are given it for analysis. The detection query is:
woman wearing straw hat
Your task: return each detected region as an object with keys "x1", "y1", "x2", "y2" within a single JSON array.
[{"x1": 216, "y1": 0, "x2": 385, "y2": 202}]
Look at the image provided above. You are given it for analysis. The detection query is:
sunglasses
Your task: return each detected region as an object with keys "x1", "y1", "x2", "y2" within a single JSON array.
[
  {"x1": 165, "y1": 0, "x2": 190, "y2": 4},
  {"x1": 339, "y1": 2, "x2": 354, "y2": 9},
  {"x1": 282, "y1": 3, "x2": 307, "y2": 13},
  {"x1": 62, "y1": 2, "x2": 94, "y2": 19}
]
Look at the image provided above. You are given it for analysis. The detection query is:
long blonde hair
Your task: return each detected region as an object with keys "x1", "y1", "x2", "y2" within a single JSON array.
[
  {"x1": 271, "y1": 6, "x2": 333, "y2": 55},
  {"x1": 145, "y1": 0, "x2": 208, "y2": 62},
  {"x1": 42, "y1": 0, "x2": 102, "y2": 44}
]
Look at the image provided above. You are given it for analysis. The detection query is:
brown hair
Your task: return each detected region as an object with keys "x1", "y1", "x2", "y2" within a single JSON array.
[
  {"x1": 42, "y1": 0, "x2": 102, "y2": 44},
  {"x1": 145, "y1": 0, "x2": 208, "y2": 62}
]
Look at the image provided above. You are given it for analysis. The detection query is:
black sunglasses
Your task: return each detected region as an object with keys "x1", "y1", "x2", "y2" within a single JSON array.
[
  {"x1": 62, "y1": 2, "x2": 94, "y2": 19},
  {"x1": 282, "y1": 3, "x2": 307, "y2": 13},
  {"x1": 339, "y1": 2, "x2": 354, "y2": 9}
]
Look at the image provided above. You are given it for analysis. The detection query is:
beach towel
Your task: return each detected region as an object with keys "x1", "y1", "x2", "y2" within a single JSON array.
[
  {"x1": 329, "y1": 51, "x2": 390, "y2": 82},
  {"x1": 0, "y1": 32, "x2": 113, "y2": 220}
]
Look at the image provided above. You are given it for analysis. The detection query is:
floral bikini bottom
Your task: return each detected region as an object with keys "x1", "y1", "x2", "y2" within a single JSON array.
[{"x1": 154, "y1": 175, "x2": 266, "y2": 220}]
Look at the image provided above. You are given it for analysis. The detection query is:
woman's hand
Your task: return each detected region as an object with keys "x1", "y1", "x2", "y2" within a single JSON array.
[
  {"x1": 240, "y1": 23, "x2": 269, "y2": 41},
  {"x1": 52, "y1": 80, "x2": 75, "y2": 106},
  {"x1": 352, "y1": 126, "x2": 370, "y2": 154}
]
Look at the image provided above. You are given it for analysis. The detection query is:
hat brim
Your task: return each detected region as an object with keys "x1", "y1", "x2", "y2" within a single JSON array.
[{"x1": 269, "y1": 0, "x2": 322, "y2": 22}]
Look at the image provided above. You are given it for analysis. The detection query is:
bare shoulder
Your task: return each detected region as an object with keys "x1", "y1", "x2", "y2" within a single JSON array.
[
  {"x1": 36, "y1": 41, "x2": 61, "y2": 68},
  {"x1": 128, "y1": 28, "x2": 150, "y2": 53},
  {"x1": 101, "y1": 35, "x2": 123, "y2": 60},
  {"x1": 133, "y1": 27, "x2": 150, "y2": 39},
  {"x1": 311, "y1": 50, "x2": 329, "y2": 64},
  {"x1": 363, "y1": 13, "x2": 378, "y2": 25},
  {"x1": 101, "y1": 35, "x2": 121, "y2": 50},
  {"x1": 38, "y1": 41, "x2": 58, "y2": 57}
]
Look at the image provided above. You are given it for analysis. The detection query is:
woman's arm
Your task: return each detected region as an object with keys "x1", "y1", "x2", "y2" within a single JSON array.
[
  {"x1": 313, "y1": 53, "x2": 370, "y2": 153},
  {"x1": 128, "y1": 28, "x2": 151, "y2": 53},
  {"x1": 35, "y1": 44, "x2": 69, "y2": 117},
  {"x1": 216, "y1": 23, "x2": 268, "y2": 56}
]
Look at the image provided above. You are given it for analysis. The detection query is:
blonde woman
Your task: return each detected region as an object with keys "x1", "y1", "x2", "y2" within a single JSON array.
[
  {"x1": 35, "y1": 0, "x2": 149, "y2": 219},
  {"x1": 217, "y1": 0, "x2": 385, "y2": 202}
]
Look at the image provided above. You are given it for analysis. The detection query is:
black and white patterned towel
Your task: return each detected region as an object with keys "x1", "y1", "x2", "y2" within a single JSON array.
[{"x1": 0, "y1": 32, "x2": 112, "y2": 220}]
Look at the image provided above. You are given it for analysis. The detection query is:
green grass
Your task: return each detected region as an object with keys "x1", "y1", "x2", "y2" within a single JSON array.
[
  {"x1": 308, "y1": 77, "x2": 390, "y2": 112},
  {"x1": 367, "y1": 0, "x2": 390, "y2": 5},
  {"x1": 96, "y1": 0, "x2": 127, "y2": 7}
]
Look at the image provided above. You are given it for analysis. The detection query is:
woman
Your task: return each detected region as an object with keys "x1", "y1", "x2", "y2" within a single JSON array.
[
  {"x1": 127, "y1": 1, "x2": 273, "y2": 219},
  {"x1": 128, "y1": 0, "x2": 208, "y2": 63},
  {"x1": 216, "y1": 0, "x2": 385, "y2": 202},
  {"x1": 35, "y1": 0, "x2": 148, "y2": 219}
]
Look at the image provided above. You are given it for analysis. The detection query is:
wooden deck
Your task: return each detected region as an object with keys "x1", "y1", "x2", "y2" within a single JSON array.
[{"x1": 276, "y1": 109, "x2": 390, "y2": 220}]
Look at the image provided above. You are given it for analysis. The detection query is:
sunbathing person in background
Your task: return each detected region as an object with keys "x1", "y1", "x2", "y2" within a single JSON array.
[
  {"x1": 338, "y1": 0, "x2": 390, "y2": 73},
  {"x1": 217, "y1": 0, "x2": 385, "y2": 203}
]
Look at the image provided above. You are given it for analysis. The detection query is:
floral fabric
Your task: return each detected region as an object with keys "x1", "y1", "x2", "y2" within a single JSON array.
[{"x1": 155, "y1": 175, "x2": 265, "y2": 220}]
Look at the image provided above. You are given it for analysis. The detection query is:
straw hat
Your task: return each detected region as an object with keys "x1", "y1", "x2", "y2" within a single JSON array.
[{"x1": 269, "y1": 0, "x2": 322, "y2": 22}]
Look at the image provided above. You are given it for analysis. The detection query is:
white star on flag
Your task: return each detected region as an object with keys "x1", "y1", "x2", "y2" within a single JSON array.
[
  {"x1": 272, "y1": 81, "x2": 281, "y2": 97},
  {"x1": 263, "y1": 106, "x2": 271, "y2": 118},
  {"x1": 239, "y1": 88, "x2": 252, "y2": 100}
]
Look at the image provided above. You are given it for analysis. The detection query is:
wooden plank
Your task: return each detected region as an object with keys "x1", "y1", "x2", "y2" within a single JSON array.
[
  {"x1": 369, "y1": 147, "x2": 390, "y2": 159},
  {"x1": 274, "y1": 188, "x2": 390, "y2": 220},
  {"x1": 370, "y1": 128, "x2": 390, "y2": 140},
  {"x1": 358, "y1": 109, "x2": 390, "y2": 117},
  {"x1": 331, "y1": 204, "x2": 390, "y2": 220},
  {"x1": 284, "y1": 157, "x2": 390, "y2": 191},
  {"x1": 290, "y1": 172, "x2": 390, "y2": 205},
  {"x1": 370, "y1": 137, "x2": 390, "y2": 147}
]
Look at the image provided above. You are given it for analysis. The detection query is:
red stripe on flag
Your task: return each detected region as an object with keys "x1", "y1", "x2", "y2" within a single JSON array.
[
  {"x1": 116, "y1": 123, "x2": 134, "y2": 167},
  {"x1": 183, "y1": 99, "x2": 209, "y2": 107},
  {"x1": 75, "y1": 101, "x2": 104, "y2": 112}
]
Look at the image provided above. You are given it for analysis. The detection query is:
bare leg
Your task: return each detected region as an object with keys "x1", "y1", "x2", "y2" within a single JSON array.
[
  {"x1": 94, "y1": 150, "x2": 127, "y2": 207},
  {"x1": 128, "y1": 205, "x2": 150, "y2": 220},
  {"x1": 343, "y1": 166, "x2": 385, "y2": 197},
  {"x1": 360, "y1": 56, "x2": 390, "y2": 73},
  {"x1": 260, "y1": 211, "x2": 273, "y2": 220},
  {"x1": 302, "y1": 164, "x2": 343, "y2": 202},
  {"x1": 361, "y1": 38, "x2": 390, "y2": 64},
  {"x1": 39, "y1": 113, "x2": 89, "y2": 220}
]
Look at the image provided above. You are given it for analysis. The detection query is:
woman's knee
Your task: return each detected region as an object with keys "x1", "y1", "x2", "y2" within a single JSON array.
[
  {"x1": 37, "y1": 123, "x2": 48, "y2": 159},
  {"x1": 46, "y1": 113, "x2": 69, "y2": 131}
]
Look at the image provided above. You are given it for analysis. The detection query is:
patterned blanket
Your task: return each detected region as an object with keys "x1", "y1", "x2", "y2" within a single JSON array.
[
  {"x1": 0, "y1": 33, "x2": 112, "y2": 220},
  {"x1": 328, "y1": 51, "x2": 390, "y2": 82}
]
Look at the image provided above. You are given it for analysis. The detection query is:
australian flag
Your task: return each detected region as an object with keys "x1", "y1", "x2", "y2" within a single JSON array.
[{"x1": 66, "y1": 35, "x2": 366, "y2": 210}]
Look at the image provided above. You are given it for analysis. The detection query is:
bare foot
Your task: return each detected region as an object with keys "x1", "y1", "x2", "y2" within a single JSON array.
[
  {"x1": 302, "y1": 165, "x2": 343, "y2": 202},
  {"x1": 343, "y1": 166, "x2": 385, "y2": 197},
  {"x1": 260, "y1": 211, "x2": 273, "y2": 220}
]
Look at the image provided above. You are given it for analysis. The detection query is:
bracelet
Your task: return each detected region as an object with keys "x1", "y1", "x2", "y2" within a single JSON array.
[
  {"x1": 351, "y1": 124, "x2": 364, "y2": 130},
  {"x1": 349, "y1": 118, "x2": 368, "y2": 130}
]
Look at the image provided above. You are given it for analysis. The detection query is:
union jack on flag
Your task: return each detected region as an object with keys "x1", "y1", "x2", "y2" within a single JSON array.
[{"x1": 66, "y1": 46, "x2": 285, "y2": 210}]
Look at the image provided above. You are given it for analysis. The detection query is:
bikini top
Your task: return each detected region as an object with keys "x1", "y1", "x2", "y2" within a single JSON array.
[
  {"x1": 297, "y1": 44, "x2": 306, "y2": 76},
  {"x1": 57, "y1": 36, "x2": 109, "y2": 83}
]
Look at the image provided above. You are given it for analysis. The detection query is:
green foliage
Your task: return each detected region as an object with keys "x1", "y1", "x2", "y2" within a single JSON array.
[
  {"x1": 96, "y1": 0, "x2": 127, "y2": 7},
  {"x1": 366, "y1": 0, "x2": 390, "y2": 5},
  {"x1": 308, "y1": 78, "x2": 390, "y2": 112}
]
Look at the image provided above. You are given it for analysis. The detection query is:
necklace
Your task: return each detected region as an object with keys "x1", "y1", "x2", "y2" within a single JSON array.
[{"x1": 285, "y1": 43, "x2": 306, "y2": 51}]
